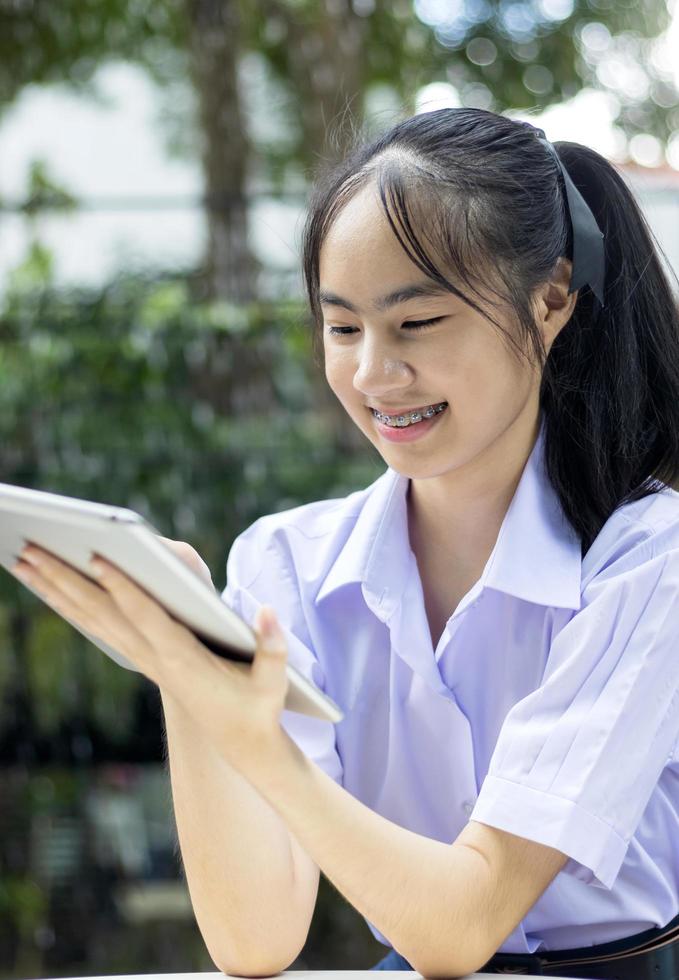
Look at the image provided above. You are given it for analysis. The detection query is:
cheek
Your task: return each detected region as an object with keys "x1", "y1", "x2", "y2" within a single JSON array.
[
  {"x1": 323, "y1": 347, "x2": 355, "y2": 394},
  {"x1": 438, "y1": 337, "x2": 533, "y2": 409}
]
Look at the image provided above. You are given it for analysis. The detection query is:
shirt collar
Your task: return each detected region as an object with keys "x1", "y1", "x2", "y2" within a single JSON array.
[{"x1": 314, "y1": 418, "x2": 582, "y2": 612}]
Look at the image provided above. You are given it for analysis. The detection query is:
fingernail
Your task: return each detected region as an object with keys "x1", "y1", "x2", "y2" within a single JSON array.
[
  {"x1": 90, "y1": 560, "x2": 105, "y2": 577},
  {"x1": 260, "y1": 607, "x2": 276, "y2": 637}
]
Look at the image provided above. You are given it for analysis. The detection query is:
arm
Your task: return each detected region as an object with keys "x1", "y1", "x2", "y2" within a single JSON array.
[
  {"x1": 161, "y1": 689, "x2": 322, "y2": 976},
  {"x1": 14, "y1": 540, "x2": 566, "y2": 977},
  {"x1": 420, "y1": 820, "x2": 569, "y2": 976},
  {"x1": 246, "y1": 727, "x2": 568, "y2": 979},
  {"x1": 157, "y1": 538, "x2": 320, "y2": 973},
  {"x1": 13, "y1": 536, "x2": 323, "y2": 976}
]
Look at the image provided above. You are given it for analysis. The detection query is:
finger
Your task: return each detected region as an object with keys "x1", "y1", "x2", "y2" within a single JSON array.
[
  {"x1": 251, "y1": 605, "x2": 289, "y2": 699},
  {"x1": 158, "y1": 537, "x2": 214, "y2": 586},
  {"x1": 90, "y1": 556, "x2": 181, "y2": 635},
  {"x1": 20, "y1": 543, "x2": 107, "y2": 612},
  {"x1": 13, "y1": 554, "x2": 162, "y2": 684},
  {"x1": 89, "y1": 555, "x2": 210, "y2": 677},
  {"x1": 18, "y1": 544, "x2": 149, "y2": 653},
  {"x1": 13, "y1": 560, "x2": 64, "y2": 606},
  {"x1": 18, "y1": 548, "x2": 233, "y2": 697}
]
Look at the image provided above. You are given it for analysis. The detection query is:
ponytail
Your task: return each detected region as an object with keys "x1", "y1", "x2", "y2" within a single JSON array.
[{"x1": 540, "y1": 140, "x2": 679, "y2": 555}]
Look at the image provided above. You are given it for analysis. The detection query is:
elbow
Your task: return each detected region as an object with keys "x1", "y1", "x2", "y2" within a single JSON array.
[
  {"x1": 211, "y1": 938, "x2": 305, "y2": 978},
  {"x1": 201, "y1": 910, "x2": 309, "y2": 977},
  {"x1": 214, "y1": 953, "x2": 295, "y2": 978},
  {"x1": 410, "y1": 952, "x2": 489, "y2": 980},
  {"x1": 407, "y1": 933, "x2": 493, "y2": 979},
  {"x1": 217, "y1": 966, "x2": 287, "y2": 978}
]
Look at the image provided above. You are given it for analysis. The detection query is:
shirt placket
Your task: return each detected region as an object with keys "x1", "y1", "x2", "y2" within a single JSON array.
[{"x1": 376, "y1": 562, "x2": 482, "y2": 817}]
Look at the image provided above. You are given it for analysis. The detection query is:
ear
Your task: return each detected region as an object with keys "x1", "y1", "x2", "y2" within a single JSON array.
[{"x1": 533, "y1": 257, "x2": 579, "y2": 353}]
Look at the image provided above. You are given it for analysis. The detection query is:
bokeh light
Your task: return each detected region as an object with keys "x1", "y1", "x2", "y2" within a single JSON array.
[
  {"x1": 415, "y1": 81, "x2": 462, "y2": 113},
  {"x1": 465, "y1": 36, "x2": 498, "y2": 65},
  {"x1": 523, "y1": 64, "x2": 554, "y2": 94},
  {"x1": 667, "y1": 131, "x2": 679, "y2": 170},
  {"x1": 629, "y1": 132, "x2": 665, "y2": 168}
]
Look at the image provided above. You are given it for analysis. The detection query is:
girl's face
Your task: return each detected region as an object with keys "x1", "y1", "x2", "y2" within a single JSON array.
[{"x1": 319, "y1": 182, "x2": 544, "y2": 480}]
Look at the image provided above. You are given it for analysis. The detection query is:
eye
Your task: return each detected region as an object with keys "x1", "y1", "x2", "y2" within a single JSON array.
[
  {"x1": 402, "y1": 317, "x2": 444, "y2": 331},
  {"x1": 326, "y1": 317, "x2": 445, "y2": 336}
]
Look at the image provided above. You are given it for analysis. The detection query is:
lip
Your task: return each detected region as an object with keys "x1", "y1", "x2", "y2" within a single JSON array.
[
  {"x1": 369, "y1": 403, "x2": 448, "y2": 442},
  {"x1": 369, "y1": 402, "x2": 446, "y2": 416}
]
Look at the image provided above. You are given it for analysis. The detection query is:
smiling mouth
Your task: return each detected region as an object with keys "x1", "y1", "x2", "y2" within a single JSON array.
[{"x1": 370, "y1": 401, "x2": 448, "y2": 427}]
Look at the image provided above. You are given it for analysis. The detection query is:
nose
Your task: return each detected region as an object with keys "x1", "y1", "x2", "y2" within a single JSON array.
[{"x1": 352, "y1": 335, "x2": 412, "y2": 397}]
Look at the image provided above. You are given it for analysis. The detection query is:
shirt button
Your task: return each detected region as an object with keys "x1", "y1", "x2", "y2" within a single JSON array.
[{"x1": 463, "y1": 801, "x2": 474, "y2": 816}]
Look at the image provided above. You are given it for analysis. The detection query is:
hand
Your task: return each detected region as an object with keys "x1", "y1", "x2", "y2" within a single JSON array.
[
  {"x1": 11, "y1": 541, "x2": 290, "y2": 776},
  {"x1": 157, "y1": 536, "x2": 214, "y2": 588}
]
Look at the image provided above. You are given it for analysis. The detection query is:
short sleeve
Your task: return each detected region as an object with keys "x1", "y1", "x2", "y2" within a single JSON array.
[
  {"x1": 221, "y1": 520, "x2": 344, "y2": 785},
  {"x1": 471, "y1": 544, "x2": 679, "y2": 890}
]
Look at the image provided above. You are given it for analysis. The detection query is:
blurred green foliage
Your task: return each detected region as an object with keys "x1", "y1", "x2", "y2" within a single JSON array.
[
  {"x1": 0, "y1": 262, "x2": 386, "y2": 976},
  {"x1": 1, "y1": 0, "x2": 677, "y2": 175},
  {"x1": 18, "y1": 162, "x2": 78, "y2": 217},
  {"x1": 0, "y1": 763, "x2": 387, "y2": 977},
  {"x1": 0, "y1": 266, "x2": 383, "y2": 753}
]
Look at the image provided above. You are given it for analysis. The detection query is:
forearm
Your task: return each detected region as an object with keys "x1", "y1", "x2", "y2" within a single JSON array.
[
  {"x1": 248, "y1": 725, "x2": 491, "y2": 978},
  {"x1": 160, "y1": 689, "x2": 310, "y2": 973}
]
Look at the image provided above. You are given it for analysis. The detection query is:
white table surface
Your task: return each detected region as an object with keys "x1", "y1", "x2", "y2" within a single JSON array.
[{"x1": 46, "y1": 971, "x2": 576, "y2": 979}]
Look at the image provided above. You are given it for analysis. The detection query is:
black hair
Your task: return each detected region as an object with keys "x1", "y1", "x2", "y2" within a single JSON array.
[{"x1": 301, "y1": 107, "x2": 679, "y2": 558}]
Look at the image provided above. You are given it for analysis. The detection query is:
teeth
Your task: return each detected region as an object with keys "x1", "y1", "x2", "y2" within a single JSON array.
[{"x1": 372, "y1": 402, "x2": 447, "y2": 427}]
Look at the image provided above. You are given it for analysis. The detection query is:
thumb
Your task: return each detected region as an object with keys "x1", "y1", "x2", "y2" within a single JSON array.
[{"x1": 251, "y1": 605, "x2": 289, "y2": 693}]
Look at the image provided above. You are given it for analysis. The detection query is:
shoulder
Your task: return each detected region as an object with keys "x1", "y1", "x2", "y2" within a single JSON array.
[
  {"x1": 608, "y1": 483, "x2": 679, "y2": 542},
  {"x1": 582, "y1": 484, "x2": 679, "y2": 588},
  {"x1": 225, "y1": 470, "x2": 388, "y2": 593}
]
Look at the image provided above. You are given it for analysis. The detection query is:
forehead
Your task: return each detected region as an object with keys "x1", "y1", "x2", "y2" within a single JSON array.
[
  {"x1": 317, "y1": 179, "x2": 500, "y2": 320},
  {"x1": 319, "y1": 183, "x2": 424, "y2": 285}
]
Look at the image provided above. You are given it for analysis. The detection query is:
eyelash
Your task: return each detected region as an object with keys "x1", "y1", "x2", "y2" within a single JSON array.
[{"x1": 326, "y1": 317, "x2": 444, "y2": 336}]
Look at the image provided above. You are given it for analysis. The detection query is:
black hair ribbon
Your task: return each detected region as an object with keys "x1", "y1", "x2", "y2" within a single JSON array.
[{"x1": 527, "y1": 125, "x2": 606, "y2": 310}]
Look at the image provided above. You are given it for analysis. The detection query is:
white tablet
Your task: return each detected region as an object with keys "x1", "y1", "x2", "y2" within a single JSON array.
[{"x1": 0, "y1": 481, "x2": 344, "y2": 724}]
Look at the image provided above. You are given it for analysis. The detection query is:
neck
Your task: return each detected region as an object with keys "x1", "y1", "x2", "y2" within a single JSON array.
[{"x1": 406, "y1": 411, "x2": 542, "y2": 568}]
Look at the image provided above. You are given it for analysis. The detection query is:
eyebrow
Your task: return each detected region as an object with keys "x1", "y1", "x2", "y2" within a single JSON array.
[{"x1": 318, "y1": 279, "x2": 451, "y2": 314}]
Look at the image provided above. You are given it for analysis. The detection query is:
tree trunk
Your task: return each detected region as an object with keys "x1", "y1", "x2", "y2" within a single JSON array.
[{"x1": 186, "y1": 0, "x2": 259, "y2": 302}]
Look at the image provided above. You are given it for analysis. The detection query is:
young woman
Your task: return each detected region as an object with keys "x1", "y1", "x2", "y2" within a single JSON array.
[{"x1": 14, "y1": 107, "x2": 679, "y2": 978}]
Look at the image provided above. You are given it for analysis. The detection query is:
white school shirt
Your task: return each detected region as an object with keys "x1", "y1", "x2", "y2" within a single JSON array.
[{"x1": 221, "y1": 417, "x2": 679, "y2": 954}]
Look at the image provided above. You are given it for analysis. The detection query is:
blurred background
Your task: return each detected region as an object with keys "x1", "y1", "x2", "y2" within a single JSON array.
[{"x1": 0, "y1": 1, "x2": 678, "y2": 976}]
